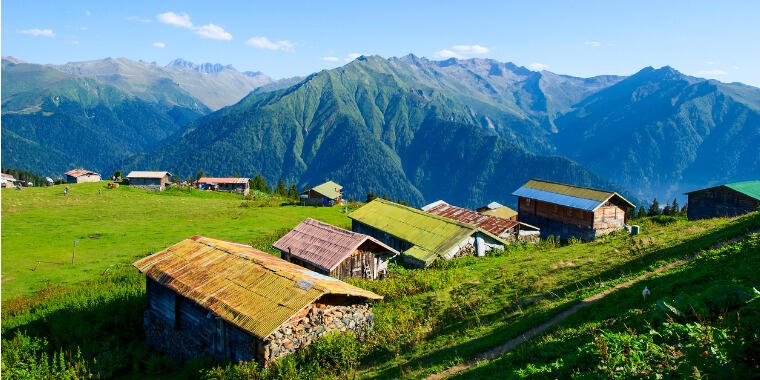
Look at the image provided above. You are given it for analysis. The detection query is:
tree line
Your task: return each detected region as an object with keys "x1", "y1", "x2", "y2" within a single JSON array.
[{"x1": 634, "y1": 197, "x2": 686, "y2": 218}]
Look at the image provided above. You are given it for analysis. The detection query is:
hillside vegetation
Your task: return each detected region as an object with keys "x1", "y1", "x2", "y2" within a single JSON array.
[{"x1": 2, "y1": 184, "x2": 758, "y2": 379}]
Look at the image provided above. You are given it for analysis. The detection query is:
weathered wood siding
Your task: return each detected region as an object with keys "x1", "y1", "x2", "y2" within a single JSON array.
[
  {"x1": 518, "y1": 196, "x2": 627, "y2": 241},
  {"x1": 66, "y1": 174, "x2": 101, "y2": 184},
  {"x1": 687, "y1": 187, "x2": 760, "y2": 220},
  {"x1": 129, "y1": 176, "x2": 170, "y2": 191}
]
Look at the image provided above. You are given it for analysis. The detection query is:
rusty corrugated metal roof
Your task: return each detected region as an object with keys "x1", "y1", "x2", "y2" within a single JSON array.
[
  {"x1": 198, "y1": 177, "x2": 249, "y2": 184},
  {"x1": 133, "y1": 236, "x2": 381, "y2": 340},
  {"x1": 422, "y1": 200, "x2": 519, "y2": 237},
  {"x1": 64, "y1": 168, "x2": 99, "y2": 177},
  {"x1": 272, "y1": 218, "x2": 399, "y2": 272}
]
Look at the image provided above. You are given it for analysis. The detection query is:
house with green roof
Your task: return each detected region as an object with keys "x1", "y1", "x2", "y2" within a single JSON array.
[
  {"x1": 348, "y1": 199, "x2": 507, "y2": 267},
  {"x1": 301, "y1": 180, "x2": 343, "y2": 206},
  {"x1": 512, "y1": 179, "x2": 636, "y2": 241},
  {"x1": 685, "y1": 180, "x2": 760, "y2": 220}
]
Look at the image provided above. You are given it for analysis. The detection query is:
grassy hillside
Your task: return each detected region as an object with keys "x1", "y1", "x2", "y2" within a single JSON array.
[
  {"x1": 0, "y1": 182, "x2": 351, "y2": 300},
  {"x1": 2, "y1": 182, "x2": 758, "y2": 379}
]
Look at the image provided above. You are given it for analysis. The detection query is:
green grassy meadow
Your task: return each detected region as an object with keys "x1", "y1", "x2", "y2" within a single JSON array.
[
  {"x1": 1, "y1": 184, "x2": 759, "y2": 379},
  {"x1": 1, "y1": 182, "x2": 350, "y2": 300}
]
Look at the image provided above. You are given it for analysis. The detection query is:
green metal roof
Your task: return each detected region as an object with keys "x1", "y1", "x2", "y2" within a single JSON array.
[
  {"x1": 348, "y1": 199, "x2": 502, "y2": 266},
  {"x1": 725, "y1": 180, "x2": 760, "y2": 201},
  {"x1": 308, "y1": 181, "x2": 342, "y2": 200}
]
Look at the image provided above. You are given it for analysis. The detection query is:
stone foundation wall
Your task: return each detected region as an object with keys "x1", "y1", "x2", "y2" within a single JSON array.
[{"x1": 264, "y1": 302, "x2": 374, "y2": 362}]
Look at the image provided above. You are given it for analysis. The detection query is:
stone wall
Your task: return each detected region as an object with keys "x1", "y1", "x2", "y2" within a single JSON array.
[{"x1": 264, "y1": 302, "x2": 374, "y2": 362}]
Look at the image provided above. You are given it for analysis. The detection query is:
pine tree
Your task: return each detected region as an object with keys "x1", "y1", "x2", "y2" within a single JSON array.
[
  {"x1": 648, "y1": 198, "x2": 661, "y2": 216},
  {"x1": 287, "y1": 184, "x2": 298, "y2": 199},
  {"x1": 275, "y1": 179, "x2": 287, "y2": 196},
  {"x1": 250, "y1": 175, "x2": 269, "y2": 193},
  {"x1": 636, "y1": 206, "x2": 647, "y2": 219},
  {"x1": 113, "y1": 170, "x2": 122, "y2": 180},
  {"x1": 671, "y1": 198, "x2": 679, "y2": 215},
  {"x1": 366, "y1": 191, "x2": 376, "y2": 203},
  {"x1": 662, "y1": 204, "x2": 672, "y2": 215},
  {"x1": 196, "y1": 171, "x2": 205, "y2": 181}
]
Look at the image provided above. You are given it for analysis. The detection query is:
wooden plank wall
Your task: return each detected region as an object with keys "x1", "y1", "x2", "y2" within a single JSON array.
[{"x1": 688, "y1": 188, "x2": 760, "y2": 220}]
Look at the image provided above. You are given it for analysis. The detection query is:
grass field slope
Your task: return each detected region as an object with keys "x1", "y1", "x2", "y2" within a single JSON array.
[
  {"x1": 1, "y1": 184, "x2": 758, "y2": 379},
  {"x1": 0, "y1": 182, "x2": 351, "y2": 300}
]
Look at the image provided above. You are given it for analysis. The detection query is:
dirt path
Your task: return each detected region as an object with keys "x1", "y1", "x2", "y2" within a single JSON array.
[{"x1": 425, "y1": 258, "x2": 689, "y2": 380}]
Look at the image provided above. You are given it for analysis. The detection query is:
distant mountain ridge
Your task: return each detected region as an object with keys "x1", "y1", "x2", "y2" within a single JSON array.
[{"x1": 3, "y1": 54, "x2": 757, "y2": 205}]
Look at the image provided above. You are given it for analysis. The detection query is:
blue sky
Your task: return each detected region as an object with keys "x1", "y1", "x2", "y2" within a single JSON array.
[{"x1": 3, "y1": 1, "x2": 759, "y2": 86}]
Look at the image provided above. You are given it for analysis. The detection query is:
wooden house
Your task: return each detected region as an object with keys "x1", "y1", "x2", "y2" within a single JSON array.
[
  {"x1": 685, "y1": 180, "x2": 760, "y2": 220},
  {"x1": 273, "y1": 218, "x2": 399, "y2": 279},
  {"x1": 348, "y1": 199, "x2": 507, "y2": 267},
  {"x1": 133, "y1": 236, "x2": 381, "y2": 364},
  {"x1": 64, "y1": 168, "x2": 101, "y2": 184},
  {"x1": 476, "y1": 202, "x2": 518, "y2": 221},
  {"x1": 422, "y1": 200, "x2": 540, "y2": 243},
  {"x1": 512, "y1": 179, "x2": 635, "y2": 241},
  {"x1": 301, "y1": 181, "x2": 342, "y2": 206},
  {"x1": 126, "y1": 171, "x2": 172, "y2": 191},
  {"x1": 198, "y1": 177, "x2": 250, "y2": 195}
]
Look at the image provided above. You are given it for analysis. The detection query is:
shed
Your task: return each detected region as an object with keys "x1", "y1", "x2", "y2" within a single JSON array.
[
  {"x1": 273, "y1": 218, "x2": 399, "y2": 279},
  {"x1": 45, "y1": 177, "x2": 54, "y2": 186},
  {"x1": 422, "y1": 200, "x2": 539, "y2": 243},
  {"x1": 64, "y1": 168, "x2": 101, "y2": 184},
  {"x1": 198, "y1": 177, "x2": 250, "y2": 195},
  {"x1": 685, "y1": 180, "x2": 760, "y2": 220},
  {"x1": 476, "y1": 202, "x2": 518, "y2": 220},
  {"x1": 126, "y1": 171, "x2": 172, "y2": 191},
  {"x1": 512, "y1": 179, "x2": 635, "y2": 241},
  {"x1": 1, "y1": 173, "x2": 17, "y2": 188},
  {"x1": 301, "y1": 180, "x2": 342, "y2": 206},
  {"x1": 348, "y1": 199, "x2": 506, "y2": 267},
  {"x1": 133, "y1": 236, "x2": 381, "y2": 364}
]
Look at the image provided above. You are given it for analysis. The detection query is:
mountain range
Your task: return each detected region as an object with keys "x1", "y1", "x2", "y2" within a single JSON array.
[{"x1": 2, "y1": 54, "x2": 758, "y2": 207}]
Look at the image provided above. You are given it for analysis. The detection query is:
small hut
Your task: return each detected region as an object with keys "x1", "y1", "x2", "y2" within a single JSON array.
[
  {"x1": 64, "y1": 168, "x2": 101, "y2": 183},
  {"x1": 348, "y1": 199, "x2": 506, "y2": 267},
  {"x1": 198, "y1": 177, "x2": 250, "y2": 195},
  {"x1": 301, "y1": 181, "x2": 342, "y2": 206},
  {"x1": 273, "y1": 218, "x2": 399, "y2": 279},
  {"x1": 126, "y1": 171, "x2": 172, "y2": 191},
  {"x1": 685, "y1": 180, "x2": 760, "y2": 220},
  {"x1": 133, "y1": 236, "x2": 381, "y2": 364},
  {"x1": 512, "y1": 179, "x2": 635, "y2": 241}
]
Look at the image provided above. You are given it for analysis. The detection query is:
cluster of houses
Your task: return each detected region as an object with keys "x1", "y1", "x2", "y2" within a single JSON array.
[{"x1": 18, "y1": 167, "x2": 760, "y2": 365}]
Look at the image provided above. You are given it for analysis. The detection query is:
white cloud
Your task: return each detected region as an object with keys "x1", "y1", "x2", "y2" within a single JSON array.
[
  {"x1": 451, "y1": 44, "x2": 490, "y2": 54},
  {"x1": 321, "y1": 56, "x2": 340, "y2": 62},
  {"x1": 196, "y1": 24, "x2": 232, "y2": 40},
  {"x1": 584, "y1": 41, "x2": 601, "y2": 47},
  {"x1": 157, "y1": 11, "x2": 232, "y2": 41},
  {"x1": 153, "y1": 41, "x2": 166, "y2": 48},
  {"x1": 18, "y1": 28, "x2": 55, "y2": 37},
  {"x1": 435, "y1": 44, "x2": 490, "y2": 59},
  {"x1": 246, "y1": 36, "x2": 294, "y2": 51},
  {"x1": 85, "y1": 10, "x2": 91, "y2": 16},
  {"x1": 157, "y1": 11, "x2": 193, "y2": 28},
  {"x1": 435, "y1": 49, "x2": 463, "y2": 59},
  {"x1": 698, "y1": 69, "x2": 727, "y2": 76},
  {"x1": 527, "y1": 63, "x2": 550, "y2": 71}
]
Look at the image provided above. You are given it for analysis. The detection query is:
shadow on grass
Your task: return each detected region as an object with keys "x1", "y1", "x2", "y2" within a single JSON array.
[{"x1": 360, "y1": 213, "x2": 760, "y2": 379}]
